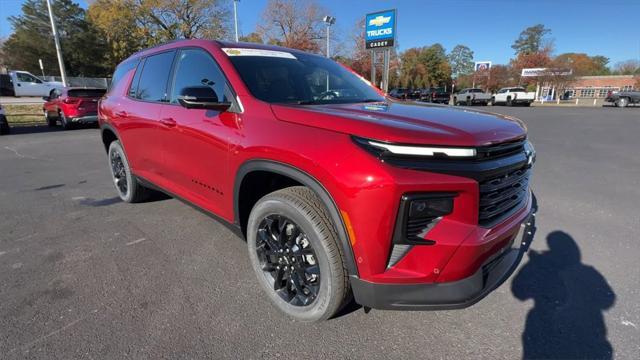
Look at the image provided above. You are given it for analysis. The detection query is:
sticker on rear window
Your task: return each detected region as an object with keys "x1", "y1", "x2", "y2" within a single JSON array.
[{"x1": 222, "y1": 48, "x2": 297, "y2": 59}]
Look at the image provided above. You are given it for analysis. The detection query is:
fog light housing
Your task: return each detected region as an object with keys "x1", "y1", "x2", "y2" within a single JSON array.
[
  {"x1": 393, "y1": 193, "x2": 456, "y2": 246},
  {"x1": 409, "y1": 197, "x2": 454, "y2": 218}
]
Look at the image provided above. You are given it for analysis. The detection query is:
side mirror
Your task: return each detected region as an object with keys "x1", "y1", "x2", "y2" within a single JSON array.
[
  {"x1": 177, "y1": 86, "x2": 231, "y2": 111},
  {"x1": 42, "y1": 96, "x2": 50, "y2": 101}
]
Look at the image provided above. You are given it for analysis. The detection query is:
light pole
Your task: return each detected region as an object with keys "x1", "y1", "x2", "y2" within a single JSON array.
[
  {"x1": 233, "y1": 0, "x2": 240, "y2": 42},
  {"x1": 45, "y1": 0, "x2": 68, "y2": 86},
  {"x1": 322, "y1": 16, "x2": 336, "y2": 58}
]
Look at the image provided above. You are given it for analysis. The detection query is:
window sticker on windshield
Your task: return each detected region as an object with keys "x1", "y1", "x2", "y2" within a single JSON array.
[{"x1": 223, "y1": 48, "x2": 297, "y2": 59}]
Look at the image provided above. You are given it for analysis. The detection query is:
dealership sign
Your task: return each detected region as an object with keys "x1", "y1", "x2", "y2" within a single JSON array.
[
  {"x1": 521, "y1": 68, "x2": 573, "y2": 77},
  {"x1": 365, "y1": 9, "x2": 396, "y2": 49},
  {"x1": 475, "y1": 61, "x2": 492, "y2": 71}
]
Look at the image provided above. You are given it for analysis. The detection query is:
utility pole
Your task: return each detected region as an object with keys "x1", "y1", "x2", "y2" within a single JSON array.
[
  {"x1": 45, "y1": 0, "x2": 68, "y2": 87},
  {"x1": 233, "y1": 0, "x2": 240, "y2": 42}
]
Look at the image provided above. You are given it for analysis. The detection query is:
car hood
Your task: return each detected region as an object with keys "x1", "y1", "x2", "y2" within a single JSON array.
[{"x1": 270, "y1": 101, "x2": 527, "y2": 146}]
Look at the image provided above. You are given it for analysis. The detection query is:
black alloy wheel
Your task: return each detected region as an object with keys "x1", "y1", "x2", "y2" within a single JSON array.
[
  {"x1": 256, "y1": 214, "x2": 321, "y2": 306},
  {"x1": 247, "y1": 186, "x2": 350, "y2": 321},
  {"x1": 110, "y1": 150, "x2": 128, "y2": 197}
]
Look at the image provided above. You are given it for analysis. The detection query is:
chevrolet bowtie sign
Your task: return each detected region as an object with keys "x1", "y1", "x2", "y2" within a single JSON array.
[{"x1": 365, "y1": 9, "x2": 396, "y2": 49}]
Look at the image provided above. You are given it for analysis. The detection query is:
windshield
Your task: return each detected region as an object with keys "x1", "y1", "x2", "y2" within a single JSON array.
[{"x1": 226, "y1": 50, "x2": 384, "y2": 105}]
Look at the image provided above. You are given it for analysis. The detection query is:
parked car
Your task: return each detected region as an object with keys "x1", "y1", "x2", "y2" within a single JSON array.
[
  {"x1": 99, "y1": 40, "x2": 536, "y2": 322},
  {"x1": 420, "y1": 87, "x2": 451, "y2": 104},
  {"x1": 491, "y1": 87, "x2": 535, "y2": 106},
  {"x1": 453, "y1": 88, "x2": 491, "y2": 106},
  {"x1": 0, "y1": 74, "x2": 15, "y2": 96},
  {"x1": 5, "y1": 70, "x2": 64, "y2": 97},
  {"x1": 388, "y1": 88, "x2": 409, "y2": 100},
  {"x1": 0, "y1": 103, "x2": 9, "y2": 135},
  {"x1": 43, "y1": 87, "x2": 106, "y2": 129},
  {"x1": 605, "y1": 89, "x2": 640, "y2": 108}
]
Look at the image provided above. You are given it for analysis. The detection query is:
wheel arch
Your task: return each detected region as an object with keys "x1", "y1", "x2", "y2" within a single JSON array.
[
  {"x1": 234, "y1": 159, "x2": 359, "y2": 276},
  {"x1": 100, "y1": 124, "x2": 120, "y2": 153}
]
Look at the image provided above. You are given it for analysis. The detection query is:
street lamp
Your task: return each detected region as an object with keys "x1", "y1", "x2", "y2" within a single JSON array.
[
  {"x1": 233, "y1": 0, "x2": 240, "y2": 42},
  {"x1": 45, "y1": 0, "x2": 67, "y2": 86},
  {"x1": 322, "y1": 16, "x2": 336, "y2": 58}
]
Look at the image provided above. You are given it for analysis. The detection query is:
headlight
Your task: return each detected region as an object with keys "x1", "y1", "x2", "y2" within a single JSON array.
[{"x1": 357, "y1": 137, "x2": 477, "y2": 158}]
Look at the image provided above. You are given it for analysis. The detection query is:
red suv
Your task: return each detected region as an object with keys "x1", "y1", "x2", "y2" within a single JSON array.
[
  {"x1": 99, "y1": 40, "x2": 536, "y2": 321},
  {"x1": 44, "y1": 87, "x2": 106, "y2": 129}
]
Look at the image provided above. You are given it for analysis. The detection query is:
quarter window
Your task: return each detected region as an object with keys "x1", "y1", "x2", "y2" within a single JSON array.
[
  {"x1": 109, "y1": 59, "x2": 138, "y2": 94},
  {"x1": 169, "y1": 49, "x2": 229, "y2": 104},
  {"x1": 135, "y1": 51, "x2": 176, "y2": 102}
]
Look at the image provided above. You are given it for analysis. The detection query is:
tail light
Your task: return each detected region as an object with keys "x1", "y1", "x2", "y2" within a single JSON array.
[
  {"x1": 432, "y1": 92, "x2": 436, "y2": 97},
  {"x1": 607, "y1": 91, "x2": 612, "y2": 97},
  {"x1": 63, "y1": 97, "x2": 80, "y2": 105}
]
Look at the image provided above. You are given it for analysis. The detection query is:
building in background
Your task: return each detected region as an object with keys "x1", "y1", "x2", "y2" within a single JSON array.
[{"x1": 542, "y1": 75, "x2": 637, "y2": 100}]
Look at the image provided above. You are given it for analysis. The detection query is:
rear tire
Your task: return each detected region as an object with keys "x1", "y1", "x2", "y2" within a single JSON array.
[
  {"x1": 247, "y1": 186, "x2": 350, "y2": 322},
  {"x1": 45, "y1": 110, "x2": 56, "y2": 127},
  {"x1": 616, "y1": 98, "x2": 628, "y2": 108},
  {"x1": 59, "y1": 111, "x2": 73, "y2": 130},
  {"x1": 107, "y1": 140, "x2": 151, "y2": 203},
  {"x1": 0, "y1": 116, "x2": 9, "y2": 135}
]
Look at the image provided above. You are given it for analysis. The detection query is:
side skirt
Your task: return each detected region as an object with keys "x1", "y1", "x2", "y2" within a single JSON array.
[{"x1": 135, "y1": 175, "x2": 244, "y2": 239}]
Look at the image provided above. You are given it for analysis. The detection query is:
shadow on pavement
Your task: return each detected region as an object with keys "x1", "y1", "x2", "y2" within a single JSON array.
[
  {"x1": 512, "y1": 230, "x2": 615, "y2": 359},
  {"x1": 2, "y1": 124, "x2": 98, "y2": 136}
]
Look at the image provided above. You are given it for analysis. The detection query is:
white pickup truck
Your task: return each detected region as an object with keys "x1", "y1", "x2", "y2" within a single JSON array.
[
  {"x1": 4, "y1": 71, "x2": 64, "y2": 97},
  {"x1": 491, "y1": 87, "x2": 535, "y2": 106},
  {"x1": 453, "y1": 88, "x2": 492, "y2": 106}
]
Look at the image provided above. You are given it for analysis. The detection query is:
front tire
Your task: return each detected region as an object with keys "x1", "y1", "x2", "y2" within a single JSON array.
[
  {"x1": 107, "y1": 140, "x2": 151, "y2": 203},
  {"x1": 247, "y1": 186, "x2": 350, "y2": 322}
]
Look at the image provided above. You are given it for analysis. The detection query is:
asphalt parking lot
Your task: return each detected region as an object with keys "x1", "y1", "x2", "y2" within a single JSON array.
[{"x1": 1, "y1": 107, "x2": 639, "y2": 359}]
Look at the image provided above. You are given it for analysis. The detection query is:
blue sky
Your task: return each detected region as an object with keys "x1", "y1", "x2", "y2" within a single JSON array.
[{"x1": 2, "y1": 0, "x2": 639, "y2": 66}]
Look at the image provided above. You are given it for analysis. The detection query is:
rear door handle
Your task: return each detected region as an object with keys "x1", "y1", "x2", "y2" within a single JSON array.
[
  {"x1": 115, "y1": 110, "x2": 128, "y2": 118},
  {"x1": 160, "y1": 117, "x2": 176, "y2": 127}
]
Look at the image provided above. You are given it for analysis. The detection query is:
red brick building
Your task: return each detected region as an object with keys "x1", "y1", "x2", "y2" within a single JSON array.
[{"x1": 542, "y1": 75, "x2": 638, "y2": 99}]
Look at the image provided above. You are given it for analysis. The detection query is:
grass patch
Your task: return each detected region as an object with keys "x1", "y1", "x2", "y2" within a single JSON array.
[{"x1": 3, "y1": 104, "x2": 45, "y2": 125}]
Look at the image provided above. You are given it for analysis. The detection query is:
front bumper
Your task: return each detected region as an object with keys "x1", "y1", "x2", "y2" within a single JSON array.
[{"x1": 350, "y1": 208, "x2": 535, "y2": 310}]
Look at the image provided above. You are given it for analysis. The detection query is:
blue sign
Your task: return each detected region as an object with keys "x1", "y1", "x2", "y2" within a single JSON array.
[{"x1": 365, "y1": 9, "x2": 396, "y2": 49}]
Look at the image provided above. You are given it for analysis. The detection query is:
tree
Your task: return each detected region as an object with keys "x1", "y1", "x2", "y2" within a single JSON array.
[
  {"x1": 257, "y1": 0, "x2": 326, "y2": 53},
  {"x1": 613, "y1": 60, "x2": 640, "y2": 75},
  {"x1": 554, "y1": 53, "x2": 609, "y2": 76},
  {"x1": 419, "y1": 44, "x2": 452, "y2": 87},
  {"x1": 2, "y1": 0, "x2": 109, "y2": 76},
  {"x1": 131, "y1": 0, "x2": 230, "y2": 42},
  {"x1": 448, "y1": 45, "x2": 474, "y2": 78},
  {"x1": 87, "y1": 0, "x2": 144, "y2": 70},
  {"x1": 512, "y1": 24, "x2": 552, "y2": 55},
  {"x1": 88, "y1": 0, "x2": 230, "y2": 71},
  {"x1": 239, "y1": 32, "x2": 263, "y2": 44}
]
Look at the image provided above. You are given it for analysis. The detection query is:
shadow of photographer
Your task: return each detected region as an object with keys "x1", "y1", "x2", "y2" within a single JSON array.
[{"x1": 512, "y1": 230, "x2": 616, "y2": 359}]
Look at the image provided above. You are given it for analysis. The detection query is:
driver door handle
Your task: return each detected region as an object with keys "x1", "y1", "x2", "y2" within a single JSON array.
[{"x1": 160, "y1": 117, "x2": 176, "y2": 127}]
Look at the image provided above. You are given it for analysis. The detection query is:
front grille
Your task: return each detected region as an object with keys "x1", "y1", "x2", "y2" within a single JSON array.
[
  {"x1": 478, "y1": 167, "x2": 530, "y2": 226},
  {"x1": 476, "y1": 138, "x2": 526, "y2": 160}
]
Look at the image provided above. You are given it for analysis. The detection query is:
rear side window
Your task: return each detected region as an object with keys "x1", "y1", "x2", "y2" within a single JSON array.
[
  {"x1": 169, "y1": 48, "x2": 230, "y2": 104},
  {"x1": 135, "y1": 51, "x2": 176, "y2": 102},
  {"x1": 68, "y1": 89, "x2": 106, "y2": 98},
  {"x1": 109, "y1": 59, "x2": 138, "y2": 93}
]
